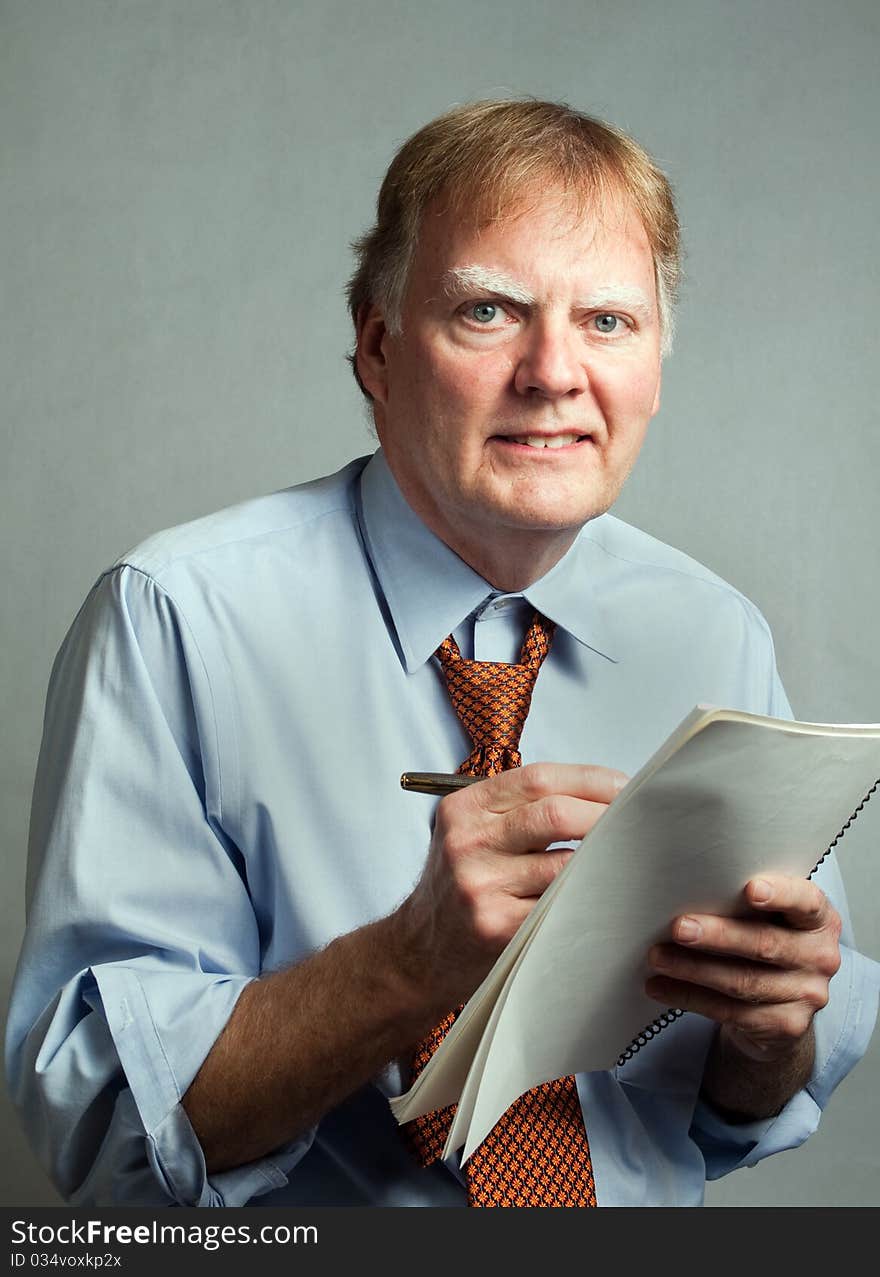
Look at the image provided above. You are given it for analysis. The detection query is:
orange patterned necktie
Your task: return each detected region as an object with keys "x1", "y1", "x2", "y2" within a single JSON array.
[{"x1": 405, "y1": 611, "x2": 597, "y2": 1207}]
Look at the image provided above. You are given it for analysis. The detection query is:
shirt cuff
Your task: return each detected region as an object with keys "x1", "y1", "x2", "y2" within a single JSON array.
[{"x1": 93, "y1": 964, "x2": 316, "y2": 1206}]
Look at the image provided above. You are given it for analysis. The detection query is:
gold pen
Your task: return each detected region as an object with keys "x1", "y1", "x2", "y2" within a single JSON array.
[{"x1": 399, "y1": 772, "x2": 484, "y2": 796}]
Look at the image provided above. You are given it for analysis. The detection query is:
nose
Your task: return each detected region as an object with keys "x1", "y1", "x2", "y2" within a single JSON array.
[{"x1": 513, "y1": 316, "x2": 590, "y2": 399}]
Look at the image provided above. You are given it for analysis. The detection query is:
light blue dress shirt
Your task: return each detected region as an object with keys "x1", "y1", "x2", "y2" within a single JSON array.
[{"x1": 6, "y1": 449, "x2": 878, "y2": 1207}]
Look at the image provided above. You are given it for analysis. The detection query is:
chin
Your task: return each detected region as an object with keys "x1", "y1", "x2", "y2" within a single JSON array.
[
  {"x1": 497, "y1": 474, "x2": 615, "y2": 522},
  {"x1": 497, "y1": 493, "x2": 613, "y2": 533}
]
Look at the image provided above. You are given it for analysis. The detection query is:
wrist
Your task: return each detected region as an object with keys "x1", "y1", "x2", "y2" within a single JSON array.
[
  {"x1": 718, "y1": 1021, "x2": 815, "y2": 1066},
  {"x1": 702, "y1": 1022, "x2": 816, "y2": 1122},
  {"x1": 370, "y1": 903, "x2": 448, "y2": 1039}
]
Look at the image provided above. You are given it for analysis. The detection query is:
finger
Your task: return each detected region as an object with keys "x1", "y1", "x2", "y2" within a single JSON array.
[
  {"x1": 647, "y1": 946, "x2": 828, "y2": 1008},
  {"x1": 507, "y1": 847, "x2": 575, "y2": 898},
  {"x1": 663, "y1": 912, "x2": 834, "y2": 973},
  {"x1": 465, "y1": 762, "x2": 629, "y2": 815},
  {"x1": 743, "y1": 875, "x2": 839, "y2": 933},
  {"x1": 644, "y1": 976, "x2": 815, "y2": 1043},
  {"x1": 492, "y1": 793, "x2": 612, "y2": 856}
]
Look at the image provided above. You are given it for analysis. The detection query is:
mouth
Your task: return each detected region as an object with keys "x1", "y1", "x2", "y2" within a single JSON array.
[{"x1": 492, "y1": 432, "x2": 591, "y2": 451}]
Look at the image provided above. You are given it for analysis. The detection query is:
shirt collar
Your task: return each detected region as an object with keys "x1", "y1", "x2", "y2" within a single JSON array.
[{"x1": 357, "y1": 448, "x2": 619, "y2": 672}]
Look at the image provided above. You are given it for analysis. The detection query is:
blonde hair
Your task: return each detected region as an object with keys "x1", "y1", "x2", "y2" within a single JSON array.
[{"x1": 347, "y1": 99, "x2": 681, "y2": 395}]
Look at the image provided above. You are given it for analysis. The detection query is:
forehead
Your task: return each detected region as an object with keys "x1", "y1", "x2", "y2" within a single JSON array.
[{"x1": 410, "y1": 187, "x2": 654, "y2": 291}]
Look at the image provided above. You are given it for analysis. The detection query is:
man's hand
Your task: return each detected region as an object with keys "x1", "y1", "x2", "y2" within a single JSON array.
[
  {"x1": 395, "y1": 762, "x2": 628, "y2": 1019},
  {"x1": 645, "y1": 873, "x2": 842, "y2": 1058},
  {"x1": 184, "y1": 760, "x2": 627, "y2": 1171},
  {"x1": 645, "y1": 874, "x2": 843, "y2": 1119}
]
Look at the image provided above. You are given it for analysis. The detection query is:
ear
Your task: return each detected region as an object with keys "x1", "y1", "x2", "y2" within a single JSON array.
[{"x1": 355, "y1": 302, "x2": 392, "y2": 406}]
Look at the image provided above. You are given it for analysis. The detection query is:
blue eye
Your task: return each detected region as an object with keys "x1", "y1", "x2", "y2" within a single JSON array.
[
  {"x1": 594, "y1": 313, "x2": 619, "y2": 333},
  {"x1": 470, "y1": 302, "x2": 499, "y2": 324}
]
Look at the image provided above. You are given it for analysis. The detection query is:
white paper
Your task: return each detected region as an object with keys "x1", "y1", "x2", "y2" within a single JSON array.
[{"x1": 389, "y1": 707, "x2": 880, "y2": 1162}]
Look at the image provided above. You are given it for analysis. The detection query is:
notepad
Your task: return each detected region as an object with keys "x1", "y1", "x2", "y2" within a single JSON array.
[{"x1": 389, "y1": 705, "x2": 880, "y2": 1162}]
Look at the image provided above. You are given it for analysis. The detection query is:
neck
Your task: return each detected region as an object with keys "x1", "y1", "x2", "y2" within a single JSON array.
[
  {"x1": 463, "y1": 536, "x2": 576, "y2": 592},
  {"x1": 422, "y1": 514, "x2": 578, "y2": 591}
]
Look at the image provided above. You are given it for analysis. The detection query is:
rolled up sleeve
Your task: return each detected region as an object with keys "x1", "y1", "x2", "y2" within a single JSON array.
[{"x1": 5, "y1": 566, "x2": 312, "y2": 1205}]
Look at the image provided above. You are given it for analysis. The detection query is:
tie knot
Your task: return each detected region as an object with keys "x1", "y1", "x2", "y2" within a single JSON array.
[{"x1": 435, "y1": 612, "x2": 555, "y2": 777}]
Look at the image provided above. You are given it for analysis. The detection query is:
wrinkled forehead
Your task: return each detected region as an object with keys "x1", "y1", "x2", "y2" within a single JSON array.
[
  {"x1": 418, "y1": 176, "x2": 647, "y2": 258},
  {"x1": 413, "y1": 178, "x2": 651, "y2": 276}
]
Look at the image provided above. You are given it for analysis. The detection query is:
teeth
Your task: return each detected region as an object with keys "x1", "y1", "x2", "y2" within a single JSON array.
[{"x1": 512, "y1": 434, "x2": 581, "y2": 449}]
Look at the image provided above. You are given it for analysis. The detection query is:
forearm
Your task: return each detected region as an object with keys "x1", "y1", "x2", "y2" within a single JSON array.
[
  {"x1": 183, "y1": 766, "x2": 615, "y2": 1176},
  {"x1": 700, "y1": 1023, "x2": 815, "y2": 1122},
  {"x1": 182, "y1": 908, "x2": 439, "y2": 1173}
]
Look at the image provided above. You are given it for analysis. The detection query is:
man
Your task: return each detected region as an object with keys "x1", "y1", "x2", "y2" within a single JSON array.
[{"x1": 6, "y1": 99, "x2": 876, "y2": 1207}]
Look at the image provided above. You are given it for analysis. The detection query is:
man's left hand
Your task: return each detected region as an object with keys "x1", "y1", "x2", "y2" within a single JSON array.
[{"x1": 645, "y1": 873, "x2": 842, "y2": 1061}]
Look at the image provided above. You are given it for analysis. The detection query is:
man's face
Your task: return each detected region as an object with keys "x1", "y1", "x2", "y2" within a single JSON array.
[{"x1": 360, "y1": 188, "x2": 663, "y2": 585}]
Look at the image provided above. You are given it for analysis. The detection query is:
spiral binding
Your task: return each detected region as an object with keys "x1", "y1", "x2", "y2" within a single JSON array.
[
  {"x1": 616, "y1": 772, "x2": 880, "y2": 1067},
  {"x1": 808, "y1": 774, "x2": 880, "y2": 878},
  {"x1": 617, "y1": 1008, "x2": 684, "y2": 1065}
]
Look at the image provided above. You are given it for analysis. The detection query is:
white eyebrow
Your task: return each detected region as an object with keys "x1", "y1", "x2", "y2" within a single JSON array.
[
  {"x1": 441, "y1": 269, "x2": 654, "y2": 319},
  {"x1": 575, "y1": 284, "x2": 654, "y2": 319},
  {"x1": 441, "y1": 266, "x2": 536, "y2": 305}
]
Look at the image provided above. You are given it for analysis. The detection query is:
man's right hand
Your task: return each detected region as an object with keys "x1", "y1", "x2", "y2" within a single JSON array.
[
  {"x1": 394, "y1": 762, "x2": 628, "y2": 1018},
  {"x1": 184, "y1": 761, "x2": 626, "y2": 1172}
]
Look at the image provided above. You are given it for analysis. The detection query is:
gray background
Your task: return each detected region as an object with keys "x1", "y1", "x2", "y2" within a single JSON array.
[{"x1": 2, "y1": 0, "x2": 878, "y2": 1207}]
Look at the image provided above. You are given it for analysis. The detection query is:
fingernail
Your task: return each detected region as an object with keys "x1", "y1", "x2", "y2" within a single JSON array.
[
  {"x1": 613, "y1": 772, "x2": 630, "y2": 793},
  {"x1": 751, "y1": 879, "x2": 772, "y2": 903},
  {"x1": 677, "y1": 917, "x2": 702, "y2": 943}
]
